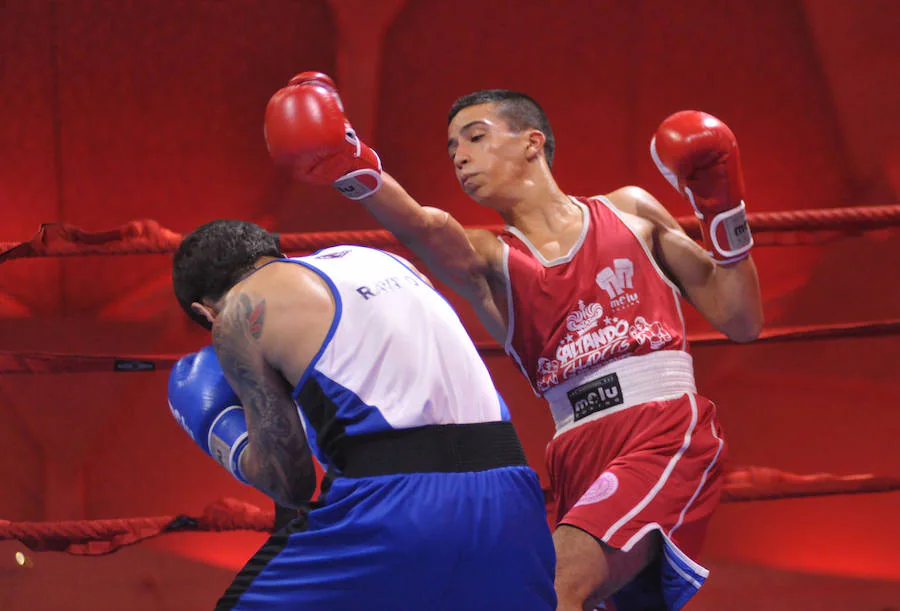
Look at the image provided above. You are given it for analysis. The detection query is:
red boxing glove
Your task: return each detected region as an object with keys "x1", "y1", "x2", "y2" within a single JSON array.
[
  {"x1": 264, "y1": 71, "x2": 382, "y2": 200},
  {"x1": 650, "y1": 110, "x2": 753, "y2": 264}
]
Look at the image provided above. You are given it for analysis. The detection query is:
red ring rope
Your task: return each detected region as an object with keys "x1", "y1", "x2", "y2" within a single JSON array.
[
  {"x1": 0, "y1": 319, "x2": 895, "y2": 375},
  {"x1": 1, "y1": 467, "x2": 897, "y2": 557},
  {"x1": 1, "y1": 204, "x2": 899, "y2": 262}
]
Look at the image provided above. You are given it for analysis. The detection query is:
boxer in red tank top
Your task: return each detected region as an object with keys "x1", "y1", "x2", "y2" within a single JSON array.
[{"x1": 266, "y1": 78, "x2": 764, "y2": 611}]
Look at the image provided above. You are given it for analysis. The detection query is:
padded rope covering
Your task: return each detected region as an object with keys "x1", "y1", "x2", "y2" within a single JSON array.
[
  {"x1": 0, "y1": 468, "x2": 897, "y2": 556},
  {"x1": 2, "y1": 205, "x2": 900, "y2": 261},
  {"x1": 2, "y1": 319, "x2": 897, "y2": 374}
]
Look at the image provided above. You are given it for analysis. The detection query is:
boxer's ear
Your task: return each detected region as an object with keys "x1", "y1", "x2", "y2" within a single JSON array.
[
  {"x1": 191, "y1": 302, "x2": 217, "y2": 327},
  {"x1": 524, "y1": 129, "x2": 546, "y2": 163}
]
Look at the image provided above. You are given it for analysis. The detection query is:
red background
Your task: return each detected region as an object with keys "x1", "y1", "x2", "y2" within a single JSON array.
[{"x1": 1, "y1": 1, "x2": 898, "y2": 608}]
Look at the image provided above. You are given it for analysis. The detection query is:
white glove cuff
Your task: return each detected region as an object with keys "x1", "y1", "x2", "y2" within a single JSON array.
[{"x1": 709, "y1": 202, "x2": 753, "y2": 262}]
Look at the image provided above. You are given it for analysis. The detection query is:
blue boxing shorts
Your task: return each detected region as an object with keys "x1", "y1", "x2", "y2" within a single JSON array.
[{"x1": 215, "y1": 423, "x2": 557, "y2": 611}]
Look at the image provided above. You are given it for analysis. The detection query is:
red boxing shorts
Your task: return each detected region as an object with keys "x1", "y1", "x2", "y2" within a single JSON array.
[{"x1": 546, "y1": 392, "x2": 727, "y2": 610}]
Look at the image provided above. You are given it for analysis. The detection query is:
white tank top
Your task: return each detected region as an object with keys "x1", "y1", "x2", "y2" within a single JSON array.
[{"x1": 281, "y1": 246, "x2": 510, "y2": 467}]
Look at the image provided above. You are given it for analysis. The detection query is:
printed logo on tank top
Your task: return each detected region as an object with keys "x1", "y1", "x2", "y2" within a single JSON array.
[
  {"x1": 355, "y1": 275, "x2": 424, "y2": 300},
  {"x1": 595, "y1": 258, "x2": 639, "y2": 312},
  {"x1": 534, "y1": 258, "x2": 673, "y2": 393},
  {"x1": 315, "y1": 249, "x2": 351, "y2": 259}
]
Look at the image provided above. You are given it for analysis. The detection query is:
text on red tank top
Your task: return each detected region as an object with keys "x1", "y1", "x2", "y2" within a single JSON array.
[{"x1": 502, "y1": 196, "x2": 686, "y2": 395}]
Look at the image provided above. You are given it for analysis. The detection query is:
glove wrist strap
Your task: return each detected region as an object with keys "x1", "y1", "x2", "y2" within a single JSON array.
[
  {"x1": 705, "y1": 201, "x2": 753, "y2": 263},
  {"x1": 333, "y1": 168, "x2": 383, "y2": 200},
  {"x1": 230, "y1": 436, "x2": 250, "y2": 485},
  {"x1": 208, "y1": 406, "x2": 251, "y2": 485}
]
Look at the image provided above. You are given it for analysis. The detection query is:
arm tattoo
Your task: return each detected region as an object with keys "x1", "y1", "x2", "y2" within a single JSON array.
[
  {"x1": 213, "y1": 293, "x2": 316, "y2": 506},
  {"x1": 247, "y1": 299, "x2": 265, "y2": 339}
]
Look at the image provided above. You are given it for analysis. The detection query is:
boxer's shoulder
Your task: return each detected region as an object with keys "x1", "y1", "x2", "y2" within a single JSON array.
[
  {"x1": 235, "y1": 260, "x2": 332, "y2": 310},
  {"x1": 603, "y1": 185, "x2": 656, "y2": 215},
  {"x1": 603, "y1": 186, "x2": 683, "y2": 235},
  {"x1": 216, "y1": 263, "x2": 333, "y2": 346}
]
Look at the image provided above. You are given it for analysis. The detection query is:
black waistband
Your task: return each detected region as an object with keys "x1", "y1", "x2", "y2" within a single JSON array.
[{"x1": 334, "y1": 421, "x2": 527, "y2": 478}]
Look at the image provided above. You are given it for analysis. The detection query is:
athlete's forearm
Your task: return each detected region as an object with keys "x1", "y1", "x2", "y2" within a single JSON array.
[
  {"x1": 656, "y1": 218, "x2": 763, "y2": 343},
  {"x1": 239, "y1": 441, "x2": 317, "y2": 509},
  {"x1": 360, "y1": 173, "x2": 487, "y2": 299},
  {"x1": 709, "y1": 255, "x2": 764, "y2": 343},
  {"x1": 361, "y1": 173, "x2": 434, "y2": 243}
]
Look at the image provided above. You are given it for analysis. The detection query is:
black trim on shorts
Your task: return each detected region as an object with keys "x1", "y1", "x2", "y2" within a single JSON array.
[
  {"x1": 214, "y1": 470, "x2": 337, "y2": 611},
  {"x1": 337, "y1": 421, "x2": 527, "y2": 477},
  {"x1": 296, "y1": 369, "x2": 527, "y2": 477},
  {"x1": 214, "y1": 510, "x2": 311, "y2": 611}
]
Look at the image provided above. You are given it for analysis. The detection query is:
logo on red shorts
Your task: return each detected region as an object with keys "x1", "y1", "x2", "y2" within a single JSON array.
[
  {"x1": 574, "y1": 472, "x2": 619, "y2": 507},
  {"x1": 568, "y1": 373, "x2": 624, "y2": 421}
]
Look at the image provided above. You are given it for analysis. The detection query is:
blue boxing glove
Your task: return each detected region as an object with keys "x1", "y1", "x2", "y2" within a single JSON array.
[{"x1": 168, "y1": 345, "x2": 250, "y2": 484}]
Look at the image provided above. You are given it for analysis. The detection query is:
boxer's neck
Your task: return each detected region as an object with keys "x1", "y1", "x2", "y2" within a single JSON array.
[{"x1": 499, "y1": 173, "x2": 579, "y2": 241}]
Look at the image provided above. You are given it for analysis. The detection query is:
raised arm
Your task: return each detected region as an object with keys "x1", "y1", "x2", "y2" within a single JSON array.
[
  {"x1": 362, "y1": 174, "x2": 497, "y2": 296},
  {"x1": 363, "y1": 176, "x2": 510, "y2": 342},
  {"x1": 639, "y1": 110, "x2": 765, "y2": 341},
  {"x1": 263, "y1": 71, "x2": 506, "y2": 340},
  {"x1": 212, "y1": 291, "x2": 317, "y2": 508},
  {"x1": 617, "y1": 186, "x2": 763, "y2": 342}
]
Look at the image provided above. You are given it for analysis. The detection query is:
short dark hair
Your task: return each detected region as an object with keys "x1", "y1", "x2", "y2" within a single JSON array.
[
  {"x1": 448, "y1": 89, "x2": 556, "y2": 168},
  {"x1": 172, "y1": 219, "x2": 282, "y2": 329}
]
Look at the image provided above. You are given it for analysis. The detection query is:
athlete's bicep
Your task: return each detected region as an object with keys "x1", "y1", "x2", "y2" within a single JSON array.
[
  {"x1": 365, "y1": 174, "x2": 491, "y2": 300},
  {"x1": 411, "y1": 208, "x2": 498, "y2": 297},
  {"x1": 610, "y1": 186, "x2": 711, "y2": 305},
  {"x1": 630, "y1": 188, "x2": 747, "y2": 329},
  {"x1": 654, "y1": 225, "x2": 717, "y2": 306},
  {"x1": 462, "y1": 230, "x2": 509, "y2": 344}
]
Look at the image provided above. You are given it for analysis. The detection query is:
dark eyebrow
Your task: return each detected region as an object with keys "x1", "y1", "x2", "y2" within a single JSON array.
[{"x1": 447, "y1": 120, "x2": 488, "y2": 152}]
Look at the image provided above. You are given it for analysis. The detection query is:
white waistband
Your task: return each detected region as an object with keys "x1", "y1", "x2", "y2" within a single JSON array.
[{"x1": 545, "y1": 351, "x2": 696, "y2": 436}]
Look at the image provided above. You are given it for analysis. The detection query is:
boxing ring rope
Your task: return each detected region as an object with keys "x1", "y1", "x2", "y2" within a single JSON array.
[
  {"x1": 2, "y1": 204, "x2": 900, "y2": 262},
  {"x1": 1, "y1": 318, "x2": 898, "y2": 374},
  {"x1": 1, "y1": 204, "x2": 899, "y2": 557},
  {"x1": 2, "y1": 468, "x2": 899, "y2": 557},
  {"x1": 0, "y1": 498, "x2": 273, "y2": 556}
]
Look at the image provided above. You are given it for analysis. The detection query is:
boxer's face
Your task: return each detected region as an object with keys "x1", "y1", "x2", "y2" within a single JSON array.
[{"x1": 447, "y1": 103, "x2": 537, "y2": 208}]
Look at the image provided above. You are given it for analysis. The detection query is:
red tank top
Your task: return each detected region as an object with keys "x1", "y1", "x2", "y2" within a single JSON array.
[{"x1": 501, "y1": 196, "x2": 687, "y2": 396}]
